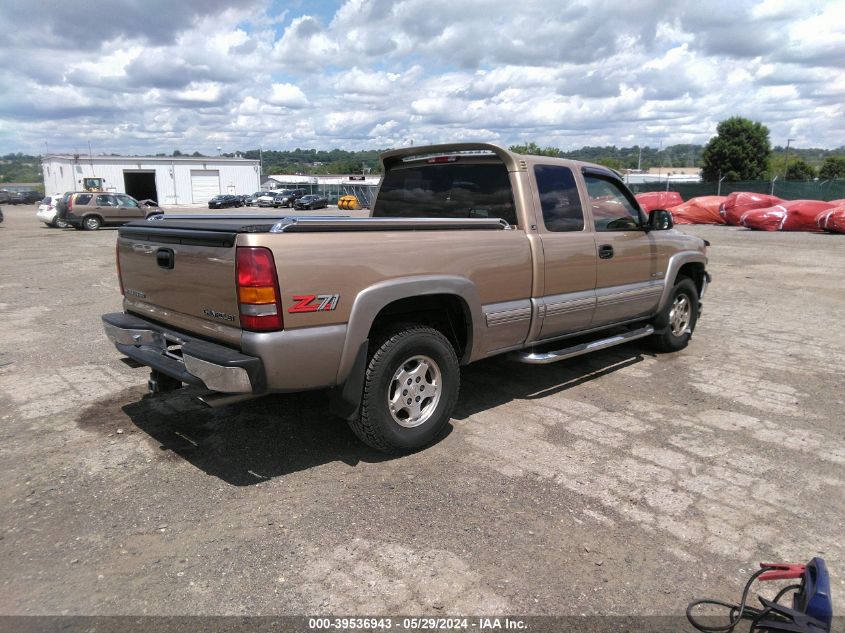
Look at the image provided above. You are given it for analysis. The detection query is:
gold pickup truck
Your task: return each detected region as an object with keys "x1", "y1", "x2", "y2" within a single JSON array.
[{"x1": 102, "y1": 143, "x2": 710, "y2": 452}]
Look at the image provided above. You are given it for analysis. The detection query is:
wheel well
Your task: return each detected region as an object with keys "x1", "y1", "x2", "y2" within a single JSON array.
[
  {"x1": 676, "y1": 262, "x2": 706, "y2": 295},
  {"x1": 369, "y1": 294, "x2": 471, "y2": 362},
  {"x1": 84, "y1": 213, "x2": 104, "y2": 223}
]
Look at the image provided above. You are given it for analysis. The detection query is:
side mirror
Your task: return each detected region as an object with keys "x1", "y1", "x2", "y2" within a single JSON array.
[{"x1": 647, "y1": 208, "x2": 674, "y2": 231}]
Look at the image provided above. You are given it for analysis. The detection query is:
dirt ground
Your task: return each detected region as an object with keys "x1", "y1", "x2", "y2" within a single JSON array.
[{"x1": 1, "y1": 203, "x2": 843, "y2": 620}]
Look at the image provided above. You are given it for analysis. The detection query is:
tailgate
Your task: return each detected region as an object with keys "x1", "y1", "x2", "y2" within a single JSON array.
[{"x1": 117, "y1": 225, "x2": 241, "y2": 331}]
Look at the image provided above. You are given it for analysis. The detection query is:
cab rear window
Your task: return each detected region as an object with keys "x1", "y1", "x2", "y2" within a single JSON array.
[{"x1": 373, "y1": 162, "x2": 517, "y2": 225}]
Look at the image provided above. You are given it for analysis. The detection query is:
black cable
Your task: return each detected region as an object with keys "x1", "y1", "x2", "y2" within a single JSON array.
[
  {"x1": 772, "y1": 583, "x2": 802, "y2": 604},
  {"x1": 687, "y1": 567, "x2": 779, "y2": 632}
]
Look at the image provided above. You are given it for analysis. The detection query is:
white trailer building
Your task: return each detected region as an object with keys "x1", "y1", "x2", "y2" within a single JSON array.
[{"x1": 41, "y1": 155, "x2": 260, "y2": 206}]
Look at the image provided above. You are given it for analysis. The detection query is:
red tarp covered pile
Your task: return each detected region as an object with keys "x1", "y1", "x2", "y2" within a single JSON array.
[
  {"x1": 816, "y1": 204, "x2": 845, "y2": 234},
  {"x1": 740, "y1": 200, "x2": 836, "y2": 232},
  {"x1": 667, "y1": 196, "x2": 727, "y2": 225},
  {"x1": 720, "y1": 192, "x2": 784, "y2": 225},
  {"x1": 635, "y1": 191, "x2": 683, "y2": 213}
]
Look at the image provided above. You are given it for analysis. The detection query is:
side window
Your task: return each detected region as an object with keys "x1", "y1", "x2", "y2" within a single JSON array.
[
  {"x1": 75, "y1": 194, "x2": 93, "y2": 205},
  {"x1": 584, "y1": 175, "x2": 643, "y2": 231},
  {"x1": 96, "y1": 194, "x2": 118, "y2": 206},
  {"x1": 534, "y1": 165, "x2": 584, "y2": 232},
  {"x1": 117, "y1": 195, "x2": 139, "y2": 207}
]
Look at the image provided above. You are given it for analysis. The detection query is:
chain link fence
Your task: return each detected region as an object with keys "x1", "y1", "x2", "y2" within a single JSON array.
[{"x1": 626, "y1": 180, "x2": 845, "y2": 202}]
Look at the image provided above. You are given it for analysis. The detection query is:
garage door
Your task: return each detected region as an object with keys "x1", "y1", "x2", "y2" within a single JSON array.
[{"x1": 190, "y1": 170, "x2": 220, "y2": 203}]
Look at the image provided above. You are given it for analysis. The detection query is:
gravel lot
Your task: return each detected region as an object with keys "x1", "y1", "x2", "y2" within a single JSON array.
[{"x1": 1, "y1": 203, "x2": 843, "y2": 619}]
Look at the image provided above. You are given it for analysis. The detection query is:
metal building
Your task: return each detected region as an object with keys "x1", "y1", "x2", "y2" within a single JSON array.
[{"x1": 41, "y1": 155, "x2": 261, "y2": 206}]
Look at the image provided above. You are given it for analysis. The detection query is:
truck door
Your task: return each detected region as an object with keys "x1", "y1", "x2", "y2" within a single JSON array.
[
  {"x1": 583, "y1": 171, "x2": 664, "y2": 327},
  {"x1": 533, "y1": 164, "x2": 597, "y2": 338}
]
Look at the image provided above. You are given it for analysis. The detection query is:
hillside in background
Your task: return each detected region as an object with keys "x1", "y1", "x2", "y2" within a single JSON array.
[{"x1": 5, "y1": 144, "x2": 844, "y2": 187}]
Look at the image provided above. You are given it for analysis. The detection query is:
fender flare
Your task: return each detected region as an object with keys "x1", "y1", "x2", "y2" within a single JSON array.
[
  {"x1": 657, "y1": 251, "x2": 707, "y2": 312},
  {"x1": 335, "y1": 275, "x2": 483, "y2": 385}
]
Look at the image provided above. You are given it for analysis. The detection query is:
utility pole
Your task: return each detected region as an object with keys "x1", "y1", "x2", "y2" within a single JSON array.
[
  {"x1": 782, "y1": 138, "x2": 795, "y2": 179},
  {"x1": 637, "y1": 146, "x2": 642, "y2": 171},
  {"x1": 657, "y1": 140, "x2": 663, "y2": 182}
]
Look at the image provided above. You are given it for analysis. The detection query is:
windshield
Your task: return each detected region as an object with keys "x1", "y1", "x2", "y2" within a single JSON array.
[{"x1": 373, "y1": 161, "x2": 517, "y2": 224}]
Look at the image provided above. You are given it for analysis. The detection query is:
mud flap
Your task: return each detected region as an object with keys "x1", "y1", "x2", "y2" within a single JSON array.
[{"x1": 329, "y1": 340, "x2": 368, "y2": 421}]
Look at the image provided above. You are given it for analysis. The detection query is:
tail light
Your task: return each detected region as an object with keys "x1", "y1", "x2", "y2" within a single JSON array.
[
  {"x1": 68, "y1": 196, "x2": 73, "y2": 211},
  {"x1": 116, "y1": 240, "x2": 124, "y2": 296},
  {"x1": 236, "y1": 247, "x2": 283, "y2": 331}
]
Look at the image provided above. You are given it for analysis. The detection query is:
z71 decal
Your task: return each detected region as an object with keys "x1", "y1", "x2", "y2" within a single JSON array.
[{"x1": 288, "y1": 294, "x2": 340, "y2": 313}]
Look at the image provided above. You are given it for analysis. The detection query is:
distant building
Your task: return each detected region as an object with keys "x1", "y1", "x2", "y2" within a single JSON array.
[
  {"x1": 623, "y1": 167, "x2": 702, "y2": 184},
  {"x1": 41, "y1": 155, "x2": 260, "y2": 205}
]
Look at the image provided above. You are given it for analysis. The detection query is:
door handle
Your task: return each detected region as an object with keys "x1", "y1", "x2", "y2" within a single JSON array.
[{"x1": 598, "y1": 244, "x2": 614, "y2": 259}]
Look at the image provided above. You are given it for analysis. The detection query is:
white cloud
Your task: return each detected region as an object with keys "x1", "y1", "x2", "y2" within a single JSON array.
[
  {"x1": 0, "y1": 0, "x2": 843, "y2": 155},
  {"x1": 267, "y1": 83, "x2": 310, "y2": 108}
]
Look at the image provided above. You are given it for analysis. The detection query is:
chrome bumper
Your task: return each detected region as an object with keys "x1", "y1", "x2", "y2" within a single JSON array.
[{"x1": 102, "y1": 314, "x2": 261, "y2": 394}]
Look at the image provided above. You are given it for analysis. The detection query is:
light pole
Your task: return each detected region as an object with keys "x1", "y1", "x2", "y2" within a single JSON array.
[{"x1": 782, "y1": 138, "x2": 795, "y2": 179}]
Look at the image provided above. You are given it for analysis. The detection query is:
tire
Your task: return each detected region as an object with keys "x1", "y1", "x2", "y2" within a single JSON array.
[
  {"x1": 349, "y1": 325, "x2": 460, "y2": 452},
  {"x1": 53, "y1": 217, "x2": 68, "y2": 228},
  {"x1": 650, "y1": 277, "x2": 698, "y2": 352},
  {"x1": 82, "y1": 215, "x2": 102, "y2": 231}
]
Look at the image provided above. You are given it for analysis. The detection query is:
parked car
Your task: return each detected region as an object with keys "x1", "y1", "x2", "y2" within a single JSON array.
[
  {"x1": 10, "y1": 189, "x2": 42, "y2": 204},
  {"x1": 36, "y1": 194, "x2": 68, "y2": 228},
  {"x1": 208, "y1": 194, "x2": 243, "y2": 209},
  {"x1": 294, "y1": 194, "x2": 328, "y2": 210},
  {"x1": 66, "y1": 192, "x2": 163, "y2": 230},
  {"x1": 0, "y1": 190, "x2": 11, "y2": 204},
  {"x1": 273, "y1": 189, "x2": 307, "y2": 208},
  {"x1": 246, "y1": 191, "x2": 273, "y2": 206},
  {"x1": 256, "y1": 192, "x2": 279, "y2": 207}
]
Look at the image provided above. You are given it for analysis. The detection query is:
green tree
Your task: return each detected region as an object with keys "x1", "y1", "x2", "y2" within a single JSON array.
[
  {"x1": 595, "y1": 157, "x2": 623, "y2": 171},
  {"x1": 509, "y1": 142, "x2": 561, "y2": 157},
  {"x1": 785, "y1": 158, "x2": 816, "y2": 181},
  {"x1": 701, "y1": 117, "x2": 771, "y2": 182},
  {"x1": 819, "y1": 156, "x2": 845, "y2": 179}
]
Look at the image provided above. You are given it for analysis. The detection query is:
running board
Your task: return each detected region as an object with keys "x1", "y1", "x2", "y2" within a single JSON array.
[{"x1": 512, "y1": 325, "x2": 654, "y2": 365}]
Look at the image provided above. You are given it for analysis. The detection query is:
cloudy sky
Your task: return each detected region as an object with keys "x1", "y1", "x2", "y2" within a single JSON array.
[{"x1": 0, "y1": 0, "x2": 843, "y2": 155}]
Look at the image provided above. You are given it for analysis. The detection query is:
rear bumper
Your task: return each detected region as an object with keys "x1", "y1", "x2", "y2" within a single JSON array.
[{"x1": 102, "y1": 313, "x2": 264, "y2": 394}]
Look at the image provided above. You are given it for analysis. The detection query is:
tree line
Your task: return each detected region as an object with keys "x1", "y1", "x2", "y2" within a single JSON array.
[{"x1": 5, "y1": 129, "x2": 845, "y2": 184}]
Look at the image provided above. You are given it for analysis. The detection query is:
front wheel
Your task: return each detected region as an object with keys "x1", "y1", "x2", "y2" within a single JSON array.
[
  {"x1": 650, "y1": 277, "x2": 698, "y2": 352},
  {"x1": 349, "y1": 325, "x2": 460, "y2": 452},
  {"x1": 53, "y1": 217, "x2": 68, "y2": 228}
]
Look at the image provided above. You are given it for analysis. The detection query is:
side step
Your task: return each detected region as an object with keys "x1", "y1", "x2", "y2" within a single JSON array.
[{"x1": 512, "y1": 325, "x2": 654, "y2": 365}]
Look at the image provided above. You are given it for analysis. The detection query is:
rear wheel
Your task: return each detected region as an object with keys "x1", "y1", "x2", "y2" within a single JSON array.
[
  {"x1": 650, "y1": 277, "x2": 698, "y2": 352},
  {"x1": 349, "y1": 325, "x2": 460, "y2": 452},
  {"x1": 53, "y1": 217, "x2": 68, "y2": 228},
  {"x1": 83, "y1": 215, "x2": 102, "y2": 231}
]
